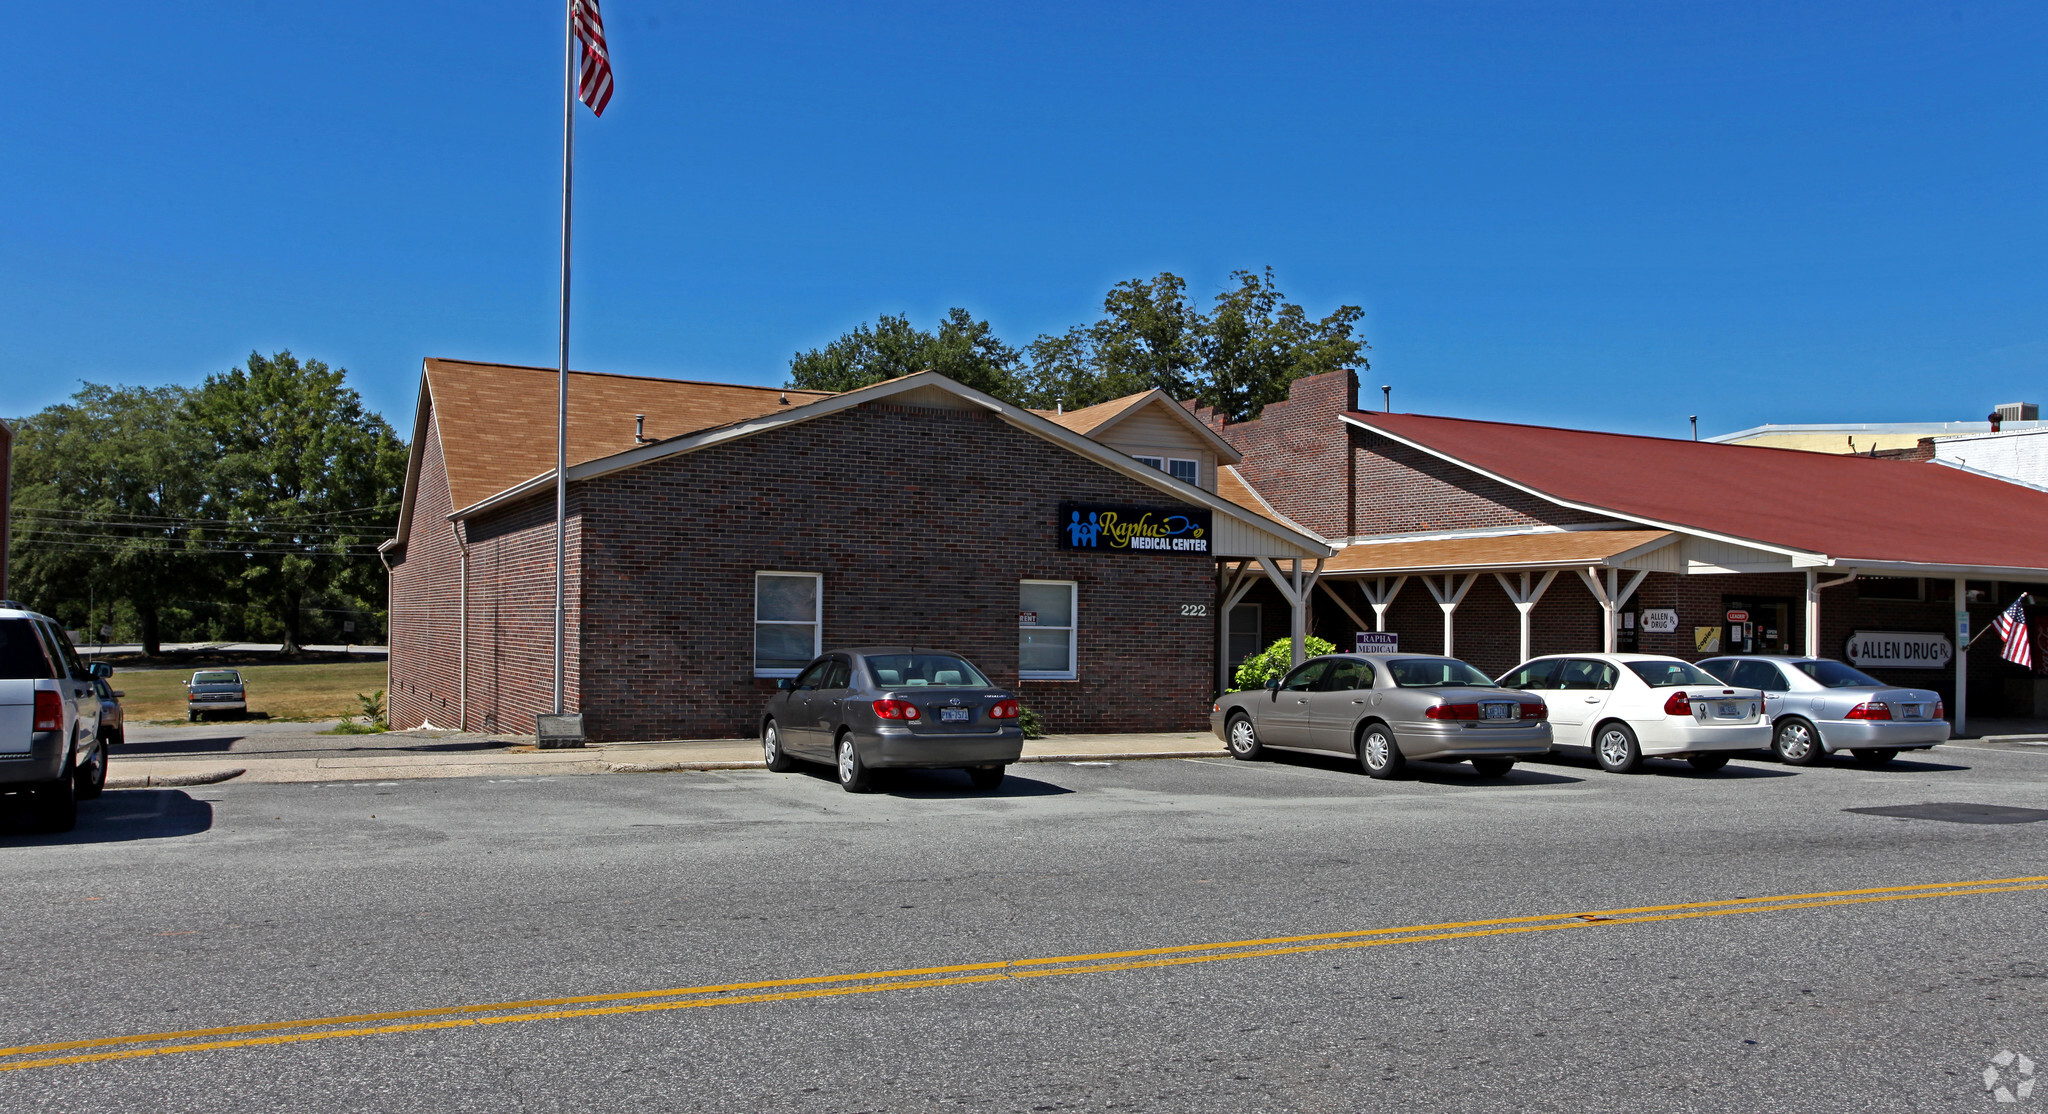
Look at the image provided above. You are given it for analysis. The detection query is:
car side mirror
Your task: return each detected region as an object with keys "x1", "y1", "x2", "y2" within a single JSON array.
[
  {"x1": 88, "y1": 662, "x2": 113, "y2": 679},
  {"x1": 111, "y1": 691, "x2": 125, "y2": 699},
  {"x1": 776, "y1": 678, "x2": 794, "y2": 691},
  {"x1": 1264, "y1": 678, "x2": 1282, "y2": 692}
]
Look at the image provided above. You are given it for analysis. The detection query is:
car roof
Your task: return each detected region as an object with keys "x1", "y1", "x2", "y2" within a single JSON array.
[
  {"x1": 1522, "y1": 652, "x2": 1700, "y2": 664},
  {"x1": 826, "y1": 647, "x2": 977, "y2": 657},
  {"x1": 0, "y1": 607, "x2": 56, "y2": 623}
]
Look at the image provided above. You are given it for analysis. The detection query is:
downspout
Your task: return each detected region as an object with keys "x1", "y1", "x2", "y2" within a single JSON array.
[{"x1": 458, "y1": 528, "x2": 470, "y2": 732}]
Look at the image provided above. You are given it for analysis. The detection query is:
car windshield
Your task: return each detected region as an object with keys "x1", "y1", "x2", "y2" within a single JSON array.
[
  {"x1": 1792, "y1": 660, "x2": 1884, "y2": 688},
  {"x1": 0, "y1": 619, "x2": 55, "y2": 681},
  {"x1": 864, "y1": 654, "x2": 990, "y2": 688},
  {"x1": 193, "y1": 671, "x2": 240, "y2": 685},
  {"x1": 1386, "y1": 658, "x2": 1498, "y2": 688},
  {"x1": 1625, "y1": 661, "x2": 1721, "y2": 687}
]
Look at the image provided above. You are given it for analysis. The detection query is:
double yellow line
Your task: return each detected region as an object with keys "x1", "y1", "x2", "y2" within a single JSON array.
[{"x1": 4, "y1": 874, "x2": 2042, "y2": 1073}]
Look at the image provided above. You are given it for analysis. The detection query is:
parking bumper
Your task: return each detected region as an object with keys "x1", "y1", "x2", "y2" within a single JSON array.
[
  {"x1": 0, "y1": 731, "x2": 67, "y2": 788},
  {"x1": 1818, "y1": 719, "x2": 1951, "y2": 750},
  {"x1": 865, "y1": 727, "x2": 1026, "y2": 768}
]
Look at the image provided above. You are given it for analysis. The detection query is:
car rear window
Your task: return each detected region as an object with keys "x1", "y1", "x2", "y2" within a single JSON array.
[
  {"x1": 1387, "y1": 658, "x2": 1498, "y2": 688},
  {"x1": 0, "y1": 619, "x2": 57, "y2": 680},
  {"x1": 193, "y1": 671, "x2": 241, "y2": 685},
  {"x1": 863, "y1": 654, "x2": 990, "y2": 688},
  {"x1": 1625, "y1": 661, "x2": 1721, "y2": 687},
  {"x1": 1791, "y1": 660, "x2": 1883, "y2": 688}
]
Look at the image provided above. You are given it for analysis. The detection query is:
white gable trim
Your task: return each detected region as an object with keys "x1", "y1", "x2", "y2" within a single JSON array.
[{"x1": 1083, "y1": 390, "x2": 1244, "y2": 464}]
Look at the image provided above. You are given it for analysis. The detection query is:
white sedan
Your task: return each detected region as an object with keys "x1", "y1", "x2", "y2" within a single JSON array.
[{"x1": 1497, "y1": 653, "x2": 1770, "y2": 773}]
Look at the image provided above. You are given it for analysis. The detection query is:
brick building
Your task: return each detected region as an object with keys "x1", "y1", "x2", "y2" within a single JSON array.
[
  {"x1": 381, "y1": 361, "x2": 1327, "y2": 741},
  {"x1": 1202, "y1": 371, "x2": 2048, "y2": 732}
]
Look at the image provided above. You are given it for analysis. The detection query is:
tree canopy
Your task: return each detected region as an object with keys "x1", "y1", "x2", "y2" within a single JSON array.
[{"x1": 789, "y1": 268, "x2": 1367, "y2": 423}]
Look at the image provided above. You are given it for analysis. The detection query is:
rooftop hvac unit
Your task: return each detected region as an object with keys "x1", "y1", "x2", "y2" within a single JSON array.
[{"x1": 1995, "y1": 401, "x2": 2039, "y2": 423}]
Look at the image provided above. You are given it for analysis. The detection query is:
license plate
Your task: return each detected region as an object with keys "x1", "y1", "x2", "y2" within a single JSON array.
[
  {"x1": 1717, "y1": 703, "x2": 1738, "y2": 717},
  {"x1": 1482, "y1": 703, "x2": 1513, "y2": 721},
  {"x1": 939, "y1": 707, "x2": 972, "y2": 723}
]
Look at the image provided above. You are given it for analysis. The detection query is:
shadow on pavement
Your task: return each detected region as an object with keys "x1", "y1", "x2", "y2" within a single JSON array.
[
  {"x1": 388, "y1": 740, "x2": 514, "y2": 754},
  {"x1": 884, "y1": 769, "x2": 1074, "y2": 798},
  {"x1": 0, "y1": 790, "x2": 214, "y2": 845},
  {"x1": 1255, "y1": 750, "x2": 1586, "y2": 786},
  {"x1": 113, "y1": 737, "x2": 242, "y2": 756}
]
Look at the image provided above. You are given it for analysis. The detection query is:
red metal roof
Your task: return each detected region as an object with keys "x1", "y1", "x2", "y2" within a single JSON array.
[{"x1": 1346, "y1": 411, "x2": 2048, "y2": 573}]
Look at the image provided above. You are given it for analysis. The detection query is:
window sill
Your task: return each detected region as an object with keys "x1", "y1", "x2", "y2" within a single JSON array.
[
  {"x1": 1019, "y1": 675, "x2": 1079, "y2": 683},
  {"x1": 754, "y1": 670, "x2": 803, "y2": 680}
]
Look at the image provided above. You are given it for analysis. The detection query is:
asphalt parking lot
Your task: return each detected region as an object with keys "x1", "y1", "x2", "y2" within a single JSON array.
[{"x1": 2, "y1": 743, "x2": 2044, "y2": 1111}]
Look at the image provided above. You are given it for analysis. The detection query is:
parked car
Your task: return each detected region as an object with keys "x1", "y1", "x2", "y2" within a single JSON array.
[
  {"x1": 94, "y1": 676, "x2": 125, "y2": 746},
  {"x1": 185, "y1": 669, "x2": 247, "y2": 721},
  {"x1": 1498, "y1": 653, "x2": 1769, "y2": 773},
  {"x1": 1212, "y1": 653, "x2": 1553, "y2": 779},
  {"x1": 0, "y1": 604, "x2": 109, "y2": 832},
  {"x1": 1696, "y1": 655, "x2": 1948, "y2": 766},
  {"x1": 760, "y1": 648, "x2": 1025, "y2": 793}
]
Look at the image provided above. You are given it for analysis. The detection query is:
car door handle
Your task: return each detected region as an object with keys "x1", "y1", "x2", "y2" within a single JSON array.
[
  {"x1": 1584, "y1": 696, "x2": 1601, "y2": 703},
  {"x1": 1351, "y1": 699, "x2": 1366, "y2": 704}
]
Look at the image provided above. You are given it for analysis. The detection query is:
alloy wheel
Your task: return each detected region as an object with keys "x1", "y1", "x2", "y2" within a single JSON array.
[
  {"x1": 1365, "y1": 733, "x2": 1391, "y2": 769},
  {"x1": 838, "y1": 739, "x2": 856, "y2": 783},
  {"x1": 1227, "y1": 718, "x2": 1257, "y2": 756},
  {"x1": 763, "y1": 727, "x2": 780, "y2": 763},
  {"x1": 1777, "y1": 722, "x2": 1814, "y2": 763},
  {"x1": 1598, "y1": 730, "x2": 1631, "y2": 767}
]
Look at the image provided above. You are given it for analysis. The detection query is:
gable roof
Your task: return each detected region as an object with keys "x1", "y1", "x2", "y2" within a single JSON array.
[
  {"x1": 1344, "y1": 410, "x2": 2048, "y2": 576},
  {"x1": 1036, "y1": 389, "x2": 1242, "y2": 464},
  {"x1": 423, "y1": 358, "x2": 832, "y2": 514}
]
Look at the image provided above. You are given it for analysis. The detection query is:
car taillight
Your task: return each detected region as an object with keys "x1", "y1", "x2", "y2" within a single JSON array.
[
  {"x1": 1845, "y1": 701, "x2": 1892, "y2": 721},
  {"x1": 988, "y1": 699, "x2": 1020, "y2": 720},
  {"x1": 1519, "y1": 702, "x2": 1548, "y2": 721},
  {"x1": 33, "y1": 691, "x2": 62, "y2": 732},
  {"x1": 872, "y1": 699, "x2": 921, "y2": 720},
  {"x1": 1425, "y1": 703, "x2": 1480, "y2": 720},
  {"x1": 1934, "y1": 699, "x2": 1945, "y2": 720},
  {"x1": 1664, "y1": 691, "x2": 1692, "y2": 716}
]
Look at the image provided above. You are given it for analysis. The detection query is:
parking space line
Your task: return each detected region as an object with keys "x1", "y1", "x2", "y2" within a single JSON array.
[{"x1": 4, "y1": 874, "x2": 2041, "y2": 1073}]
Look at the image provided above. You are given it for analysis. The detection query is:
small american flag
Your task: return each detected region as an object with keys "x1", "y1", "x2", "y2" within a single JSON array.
[
  {"x1": 1994, "y1": 597, "x2": 2033, "y2": 670},
  {"x1": 572, "y1": 0, "x2": 613, "y2": 117}
]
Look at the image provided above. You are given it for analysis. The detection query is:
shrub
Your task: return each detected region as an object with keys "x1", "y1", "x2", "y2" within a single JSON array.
[
  {"x1": 324, "y1": 689, "x2": 390, "y2": 735},
  {"x1": 1018, "y1": 705, "x2": 1047, "y2": 739},
  {"x1": 1231, "y1": 637, "x2": 1335, "y2": 691}
]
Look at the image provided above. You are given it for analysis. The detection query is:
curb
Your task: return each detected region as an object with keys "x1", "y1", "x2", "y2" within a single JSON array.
[
  {"x1": 105, "y1": 768, "x2": 248, "y2": 790},
  {"x1": 604, "y1": 750, "x2": 1227, "y2": 774}
]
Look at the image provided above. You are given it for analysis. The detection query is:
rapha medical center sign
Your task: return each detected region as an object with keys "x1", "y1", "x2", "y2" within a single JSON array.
[
  {"x1": 1845, "y1": 630, "x2": 1954, "y2": 670},
  {"x1": 1060, "y1": 504, "x2": 1212, "y2": 554}
]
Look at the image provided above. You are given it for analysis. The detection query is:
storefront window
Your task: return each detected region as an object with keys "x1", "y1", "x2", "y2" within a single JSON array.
[
  {"x1": 755, "y1": 571, "x2": 821, "y2": 677},
  {"x1": 1019, "y1": 581, "x2": 1077, "y2": 680}
]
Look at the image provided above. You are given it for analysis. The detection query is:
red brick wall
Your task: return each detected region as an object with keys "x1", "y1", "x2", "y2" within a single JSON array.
[
  {"x1": 1214, "y1": 370, "x2": 1356, "y2": 538},
  {"x1": 570, "y1": 402, "x2": 1219, "y2": 741},
  {"x1": 387, "y1": 409, "x2": 462, "y2": 731}
]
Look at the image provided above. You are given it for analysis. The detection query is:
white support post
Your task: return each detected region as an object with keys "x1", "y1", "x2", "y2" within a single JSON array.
[
  {"x1": 1318, "y1": 579, "x2": 1373, "y2": 639},
  {"x1": 1255, "y1": 557, "x2": 1306, "y2": 666},
  {"x1": 1217, "y1": 561, "x2": 1260, "y2": 693},
  {"x1": 1422, "y1": 574, "x2": 1477, "y2": 658},
  {"x1": 1493, "y1": 569, "x2": 1559, "y2": 665},
  {"x1": 1577, "y1": 566, "x2": 1649, "y2": 653},
  {"x1": 1359, "y1": 575, "x2": 1409, "y2": 632},
  {"x1": 1291, "y1": 560, "x2": 1307, "y2": 666},
  {"x1": 1955, "y1": 575, "x2": 1970, "y2": 737},
  {"x1": 1804, "y1": 569, "x2": 1819, "y2": 659}
]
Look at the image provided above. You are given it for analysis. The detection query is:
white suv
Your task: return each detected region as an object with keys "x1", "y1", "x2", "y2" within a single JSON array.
[{"x1": 1, "y1": 604, "x2": 109, "y2": 832}]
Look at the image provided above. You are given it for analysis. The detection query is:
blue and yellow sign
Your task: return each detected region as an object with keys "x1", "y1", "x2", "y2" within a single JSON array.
[{"x1": 1059, "y1": 503, "x2": 1211, "y2": 554}]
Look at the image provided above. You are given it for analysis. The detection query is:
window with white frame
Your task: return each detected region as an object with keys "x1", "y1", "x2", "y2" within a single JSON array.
[
  {"x1": 1019, "y1": 580, "x2": 1077, "y2": 680},
  {"x1": 1167, "y1": 458, "x2": 1199, "y2": 486},
  {"x1": 1132, "y1": 455, "x2": 1164, "y2": 471},
  {"x1": 754, "y1": 571, "x2": 821, "y2": 677}
]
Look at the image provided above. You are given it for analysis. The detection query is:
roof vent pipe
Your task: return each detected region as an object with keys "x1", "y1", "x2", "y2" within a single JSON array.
[
  {"x1": 634, "y1": 414, "x2": 653, "y2": 444},
  {"x1": 779, "y1": 391, "x2": 788, "y2": 405},
  {"x1": 1690, "y1": 415, "x2": 1698, "y2": 441},
  {"x1": 1380, "y1": 385, "x2": 1391, "y2": 412}
]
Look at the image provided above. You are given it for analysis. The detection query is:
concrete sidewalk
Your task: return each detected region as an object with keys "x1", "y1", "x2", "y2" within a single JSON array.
[{"x1": 106, "y1": 730, "x2": 1227, "y2": 786}]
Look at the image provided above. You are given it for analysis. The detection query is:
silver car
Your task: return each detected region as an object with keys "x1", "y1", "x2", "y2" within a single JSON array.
[
  {"x1": 1697, "y1": 655, "x2": 1949, "y2": 766},
  {"x1": 760, "y1": 648, "x2": 1026, "y2": 793},
  {"x1": 1211, "y1": 653, "x2": 1553, "y2": 779}
]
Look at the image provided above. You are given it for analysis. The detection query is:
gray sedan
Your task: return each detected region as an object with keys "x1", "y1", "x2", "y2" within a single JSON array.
[
  {"x1": 1211, "y1": 653, "x2": 1553, "y2": 779},
  {"x1": 760, "y1": 647, "x2": 1026, "y2": 793},
  {"x1": 1696, "y1": 655, "x2": 1949, "y2": 766}
]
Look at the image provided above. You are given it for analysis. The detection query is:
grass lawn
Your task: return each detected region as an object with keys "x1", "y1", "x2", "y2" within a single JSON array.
[{"x1": 114, "y1": 661, "x2": 391, "y2": 724}]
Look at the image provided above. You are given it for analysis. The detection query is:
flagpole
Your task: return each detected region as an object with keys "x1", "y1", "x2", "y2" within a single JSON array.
[{"x1": 553, "y1": 0, "x2": 574, "y2": 725}]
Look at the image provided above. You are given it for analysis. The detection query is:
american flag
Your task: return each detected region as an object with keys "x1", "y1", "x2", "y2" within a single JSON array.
[
  {"x1": 1994, "y1": 597, "x2": 2033, "y2": 670},
  {"x1": 572, "y1": 0, "x2": 613, "y2": 117}
]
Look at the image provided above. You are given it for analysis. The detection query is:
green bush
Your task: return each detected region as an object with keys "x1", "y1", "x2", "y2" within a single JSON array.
[
  {"x1": 1018, "y1": 705, "x2": 1047, "y2": 739},
  {"x1": 1231, "y1": 637, "x2": 1335, "y2": 691},
  {"x1": 323, "y1": 689, "x2": 389, "y2": 735}
]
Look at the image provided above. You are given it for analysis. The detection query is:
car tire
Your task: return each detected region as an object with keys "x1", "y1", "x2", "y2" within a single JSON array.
[
  {"x1": 38, "y1": 761, "x2": 78, "y2": 834},
  {"x1": 1594, "y1": 722, "x2": 1643, "y2": 774},
  {"x1": 1470, "y1": 757, "x2": 1515, "y2": 778},
  {"x1": 76, "y1": 738, "x2": 109, "y2": 801},
  {"x1": 1225, "y1": 714, "x2": 1263, "y2": 761},
  {"x1": 1686, "y1": 753, "x2": 1730, "y2": 773},
  {"x1": 966, "y1": 765, "x2": 1006, "y2": 791},
  {"x1": 761, "y1": 721, "x2": 795, "y2": 772},
  {"x1": 1851, "y1": 748, "x2": 1898, "y2": 766},
  {"x1": 1358, "y1": 724, "x2": 1406, "y2": 779},
  {"x1": 835, "y1": 732, "x2": 876, "y2": 794},
  {"x1": 1772, "y1": 718, "x2": 1826, "y2": 766},
  {"x1": 188, "y1": 712, "x2": 199, "y2": 723}
]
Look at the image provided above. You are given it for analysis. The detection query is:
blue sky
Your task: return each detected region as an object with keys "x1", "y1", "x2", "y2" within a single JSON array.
[{"x1": 6, "y1": 1, "x2": 2046, "y2": 437}]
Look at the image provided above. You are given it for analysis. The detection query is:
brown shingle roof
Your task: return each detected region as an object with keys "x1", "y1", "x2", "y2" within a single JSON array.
[
  {"x1": 1321, "y1": 530, "x2": 1674, "y2": 574},
  {"x1": 425, "y1": 358, "x2": 832, "y2": 512},
  {"x1": 1034, "y1": 391, "x2": 1154, "y2": 435}
]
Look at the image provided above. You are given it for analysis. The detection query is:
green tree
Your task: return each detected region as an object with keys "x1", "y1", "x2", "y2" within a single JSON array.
[
  {"x1": 788, "y1": 308, "x2": 1023, "y2": 399},
  {"x1": 185, "y1": 351, "x2": 407, "y2": 653},
  {"x1": 8, "y1": 384, "x2": 213, "y2": 654}
]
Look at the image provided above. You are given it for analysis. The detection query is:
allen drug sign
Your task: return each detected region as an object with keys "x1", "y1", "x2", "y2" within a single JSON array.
[{"x1": 1845, "y1": 630, "x2": 1954, "y2": 670}]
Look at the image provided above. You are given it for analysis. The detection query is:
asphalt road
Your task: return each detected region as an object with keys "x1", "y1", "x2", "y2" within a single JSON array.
[{"x1": 2, "y1": 743, "x2": 2045, "y2": 1112}]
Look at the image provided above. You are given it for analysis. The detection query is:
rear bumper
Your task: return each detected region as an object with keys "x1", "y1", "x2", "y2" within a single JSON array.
[
  {"x1": 1817, "y1": 719, "x2": 1950, "y2": 750},
  {"x1": 189, "y1": 700, "x2": 245, "y2": 712},
  {"x1": 0, "y1": 731, "x2": 67, "y2": 788},
  {"x1": 1640, "y1": 721, "x2": 1773, "y2": 756},
  {"x1": 1394, "y1": 721, "x2": 1553, "y2": 759},
  {"x1": 862, "y1": 726, "x2": 1025, "y2": 768}
]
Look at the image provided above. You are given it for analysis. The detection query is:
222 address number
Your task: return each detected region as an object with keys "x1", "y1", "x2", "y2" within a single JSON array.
[{"x1": 1181, "y1": 604, "x2": 1209, "y2": 617}]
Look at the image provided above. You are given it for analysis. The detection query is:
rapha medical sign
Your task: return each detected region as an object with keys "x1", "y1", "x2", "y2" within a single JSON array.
[
  {"x1": 1059, "y1": 504, "x2": 1211, "y2": 554},
  {"x1": 1356, "y1": 632, "x2": 1399, "y2": 653},
  {"x1": 1845, "y1": 630, "x2": 1954, "y2": 670}
]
